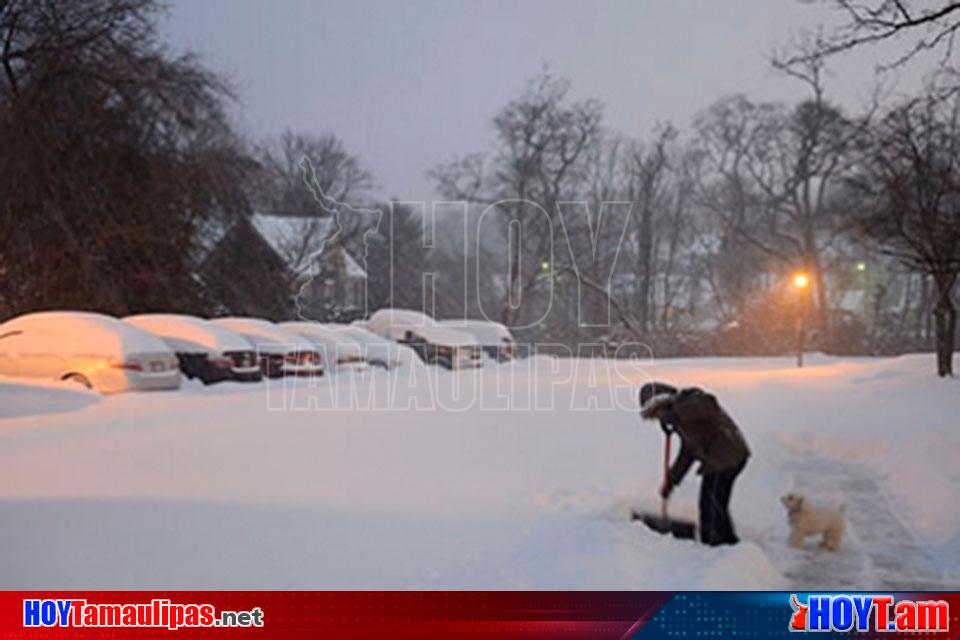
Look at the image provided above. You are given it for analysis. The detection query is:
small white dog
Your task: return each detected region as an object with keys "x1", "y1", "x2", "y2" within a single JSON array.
[{"x1": 780, "y1": 492, "x2": 845, "y2": 551}]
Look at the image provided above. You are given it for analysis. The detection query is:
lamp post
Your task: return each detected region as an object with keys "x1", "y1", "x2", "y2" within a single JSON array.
[{"x1": 793, "y1": 272, "x2": 810, "y2": 368}]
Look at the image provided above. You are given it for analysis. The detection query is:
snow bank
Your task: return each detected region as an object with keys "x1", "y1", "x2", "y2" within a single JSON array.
[
  {"x1": 0, "y1": 377, "x2": 100, "y2": 419},
  {"x1": 0, "y1": 353, "x2": 956, "y2": 588}
]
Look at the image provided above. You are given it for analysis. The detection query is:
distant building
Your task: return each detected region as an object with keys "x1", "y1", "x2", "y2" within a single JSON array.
[{"x1": 196, "y1": 213, "x2": 367, "y2": 321}]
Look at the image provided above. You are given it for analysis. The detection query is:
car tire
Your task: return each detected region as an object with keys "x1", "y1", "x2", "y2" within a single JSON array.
[{"x1": 63, "y1": 373, "x2": 93, "y2": 389}]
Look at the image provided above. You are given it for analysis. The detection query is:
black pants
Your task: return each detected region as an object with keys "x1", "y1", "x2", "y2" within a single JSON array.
[{"x1": 699, "y1": 460, "x2": 746, "y2": 546}]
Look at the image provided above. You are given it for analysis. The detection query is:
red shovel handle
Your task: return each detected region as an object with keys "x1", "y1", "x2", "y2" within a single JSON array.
[{"x1": 661, "y1": 433, "x2": 671, "y2": 526}]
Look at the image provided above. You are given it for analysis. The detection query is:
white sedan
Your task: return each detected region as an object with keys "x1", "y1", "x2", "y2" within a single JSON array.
[
  {"x1": 0, "y1": 311, "x2": 181, "y2": 393},
  {"x1": 326, "y1": 325, "x2": 421, "y2": 370},
  {"x1": 210, "y1": 317, "x2": 324, "y2": 379},
  {"x1": 281, "y1": 322, "x2": 370, "y2": 374}
]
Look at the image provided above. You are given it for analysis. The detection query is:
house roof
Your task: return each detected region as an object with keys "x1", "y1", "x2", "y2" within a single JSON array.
[
  {"x1": 194, "y1": 213, "x2": 364, "y2": 281},
  {"x1": 250, "y1": 213, "x2": 334, "y2": 271},
  {"x1": 249, "y1": 213, "x2": 366, "y2": 280}
]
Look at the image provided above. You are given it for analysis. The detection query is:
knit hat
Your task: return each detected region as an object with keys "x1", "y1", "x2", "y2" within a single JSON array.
[{"x1": 639, "y1": 381, "x2": 677, "y2": 420}]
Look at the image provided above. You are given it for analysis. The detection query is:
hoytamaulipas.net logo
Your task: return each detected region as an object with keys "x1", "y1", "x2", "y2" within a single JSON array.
[
  {"x1": 789, "y1": 594, "x2": 949, "y2": 633},
  {"x1": 23, "y1": 598, "x2": 264, "y2": 630}
]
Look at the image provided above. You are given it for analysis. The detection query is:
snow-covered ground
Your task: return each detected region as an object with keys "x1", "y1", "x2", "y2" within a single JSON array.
[{"x1": 1, "y1": 354, "x2": 957, "y2": 589}]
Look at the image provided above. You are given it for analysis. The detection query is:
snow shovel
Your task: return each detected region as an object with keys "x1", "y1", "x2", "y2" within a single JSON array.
[{"x1": 631, "y1": 432, "x2": 697, "y2": 539}]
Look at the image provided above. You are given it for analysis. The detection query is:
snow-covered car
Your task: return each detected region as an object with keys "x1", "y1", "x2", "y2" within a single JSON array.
[
  {"x1": 210, "y1": 317, "x2": 323, "y2": 378},
  {"x1": 280, "y1": 322, "x2": 369, "y2": 374},
  {"x1": 325, "y1": 325, "x2": 421, "y2": 370},
  {"x1": 367, "y1": 309, "x2": 483, "y2": 370},
  {"x1": 0, "y1": 311, "x2": 181, "y2": 393},
  {"x1": 438, "y1": 319, "x2": 517, "y2": 361},
  {"x1": 124, "y1": 314, "x2": 262, "y2": 384}
]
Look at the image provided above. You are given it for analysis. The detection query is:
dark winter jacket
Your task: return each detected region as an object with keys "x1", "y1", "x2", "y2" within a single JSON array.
[{"x1": 640, "y1": 386, "x2": 750, "y2": 485}]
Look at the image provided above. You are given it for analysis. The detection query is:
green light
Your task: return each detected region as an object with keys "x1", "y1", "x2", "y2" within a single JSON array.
[
  {"x1": 540, "y1": 260, "x2": 551, "y2": 272},
  {"x1": 856, "y1": 262, "x2": 867, "y2": 272}
]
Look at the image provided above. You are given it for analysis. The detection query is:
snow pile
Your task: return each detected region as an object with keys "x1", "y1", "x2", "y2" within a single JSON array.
[
  {"x1": 0, "y1": 377, "x2": 101, "y2": 419},
  {"x1": 0, "y1": 354, "x2": 957, "y2": 588}
]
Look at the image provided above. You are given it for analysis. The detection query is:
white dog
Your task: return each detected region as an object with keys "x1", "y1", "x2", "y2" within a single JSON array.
[{"x1": 780, "y1": 492, "x2": 845, "y2": 551}]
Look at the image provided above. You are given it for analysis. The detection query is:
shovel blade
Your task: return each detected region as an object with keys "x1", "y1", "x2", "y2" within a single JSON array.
[{"x1": 631, "y1": 510, "x2": 697, "y2": 539}]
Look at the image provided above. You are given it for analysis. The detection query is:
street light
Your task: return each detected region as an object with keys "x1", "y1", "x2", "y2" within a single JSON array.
[{"x1": 792, "y1": 272, "x2": 809, "y2": 368}]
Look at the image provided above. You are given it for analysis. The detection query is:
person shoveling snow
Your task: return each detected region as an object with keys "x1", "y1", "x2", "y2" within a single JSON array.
[{"x1": 637, "y1": 382, "x2": 751, "y2": 546}]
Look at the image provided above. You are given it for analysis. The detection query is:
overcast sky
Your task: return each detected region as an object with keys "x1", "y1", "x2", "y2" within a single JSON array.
[{"x1": 165, "y1": 0, "x2": 926, "y2": 201}]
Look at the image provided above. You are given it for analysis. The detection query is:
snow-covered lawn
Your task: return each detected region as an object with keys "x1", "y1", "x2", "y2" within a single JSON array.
[{"x1": 1, "y1": 354, "x2": 957, "y2": 589}]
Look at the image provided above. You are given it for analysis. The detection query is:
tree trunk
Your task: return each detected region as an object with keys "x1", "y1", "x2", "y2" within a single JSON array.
[
  {"x1": 933, "y1": 275, "x2": 957, "y2": 377},
  {"x1": 806, "y1": 248, "x2": 830, "y2": 340},
  {"x1": 636, "y1": 205, "x2": 654, "y2": 335}
]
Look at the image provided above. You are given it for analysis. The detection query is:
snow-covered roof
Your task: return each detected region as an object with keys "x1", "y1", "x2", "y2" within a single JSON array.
[
  {"x1": 341, "y1": 250, "x2": 366, "y2": 279},
  {"x1": 124, "y1": 314, "x2": 253, "y2": 354},
  {"x1": 251, "y1": 214, "x2": 332, "y2": 268},
  {"x1": 192, "y1": 215, "x2": 234, "y2": 264},
  {"x1": 0, "y1": 311, "x2": 172, "y2": 357},
  {"x1": 250, "y1": 213, "x2": 366, "y2": 280}
]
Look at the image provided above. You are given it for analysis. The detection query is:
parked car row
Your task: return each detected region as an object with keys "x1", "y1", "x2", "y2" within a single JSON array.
[
  {"x1": 0, "y1": 309, "x2": 517, "y2": 394},
  {"x1": 364, "y1": 309, "x2": 516, "y2": 369}
]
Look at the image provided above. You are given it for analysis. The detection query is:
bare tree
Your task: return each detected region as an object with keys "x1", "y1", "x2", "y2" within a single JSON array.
[
  {"x1": 691, "y1": 95, "x2": 770, "y2": 325},
  {"x1": 252, "y1": 131, "x2": 376, "y2": 306},
  {"x1": 851, "y1": 83, "x2": 960, "y2": 375},
  {"x1": 692, "y1": 58, "x2": 861, "y2": 339},
  {"x1": 431, "y1": 71, "x2": 602, "y2": 326},
  {"x1": 792, "y1": 1, "x2": 960, "y2": 68},
  {"x1": 624, "y1": 126, "x2": 675, "y2": 334},
  {"x1": 258, "y1": 131, "x2": 373, "y2": 216}
]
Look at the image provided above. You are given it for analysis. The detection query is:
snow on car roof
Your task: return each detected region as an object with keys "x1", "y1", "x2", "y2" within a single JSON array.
[
  {"x1": 438, "y1": 319, "x2": 514, "y2": 345},
  {"x1": 124, "y1": 314, "x2": 253, "y2": 354},
  {"x1": 323, "y1": 325, "x2": 391, "y2": 345},
  {"x1": 367, "y1": 309, "x2": 436, "y2": 336},
  {"x1": 365, "y1": 309, "x2": 479, "y2": 346},
  {"x1": 209, "y1": 317, "x2": 312, "y2": 355},
  {"x1": 416, "y1": 325, "x2": 480, "y2": 347},
  {"x1": 280, "y1": 322, "x2": 363, "y2": 359},
  {"x1": 0, "y1": 311, "x2": 172, "y2": 356}
]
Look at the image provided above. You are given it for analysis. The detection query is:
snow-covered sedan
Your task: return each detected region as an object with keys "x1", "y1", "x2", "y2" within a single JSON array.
[
  {"x1": 124, "y1": 314, "x2": 262, "y2": 384},
  {"x1": 330, "y1": 325, "x2": 421, "y2": 370},
  {"x1": 438, "y1": 319, "x2": 517, "y2": 362},
  {"x1": 0, "y1": 311, "x2": 181, "y2": 393},
  {"x1": 280, "y1": 322, "x2": 369, "y2": 374},
  {"x1": 210, "y1": 317, "x2": 323, "y2": 378},
  {"x1": 367, "y1": 309, "x2": 483, "y2": 370}
]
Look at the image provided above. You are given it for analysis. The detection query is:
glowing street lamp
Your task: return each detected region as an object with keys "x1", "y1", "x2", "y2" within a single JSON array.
[
  {"x1": 856, "y1": 261, "x2": 867, "y2": 273},
  {"x1": 792, "y1": 272, "x2": 809, "y2": 368}
]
